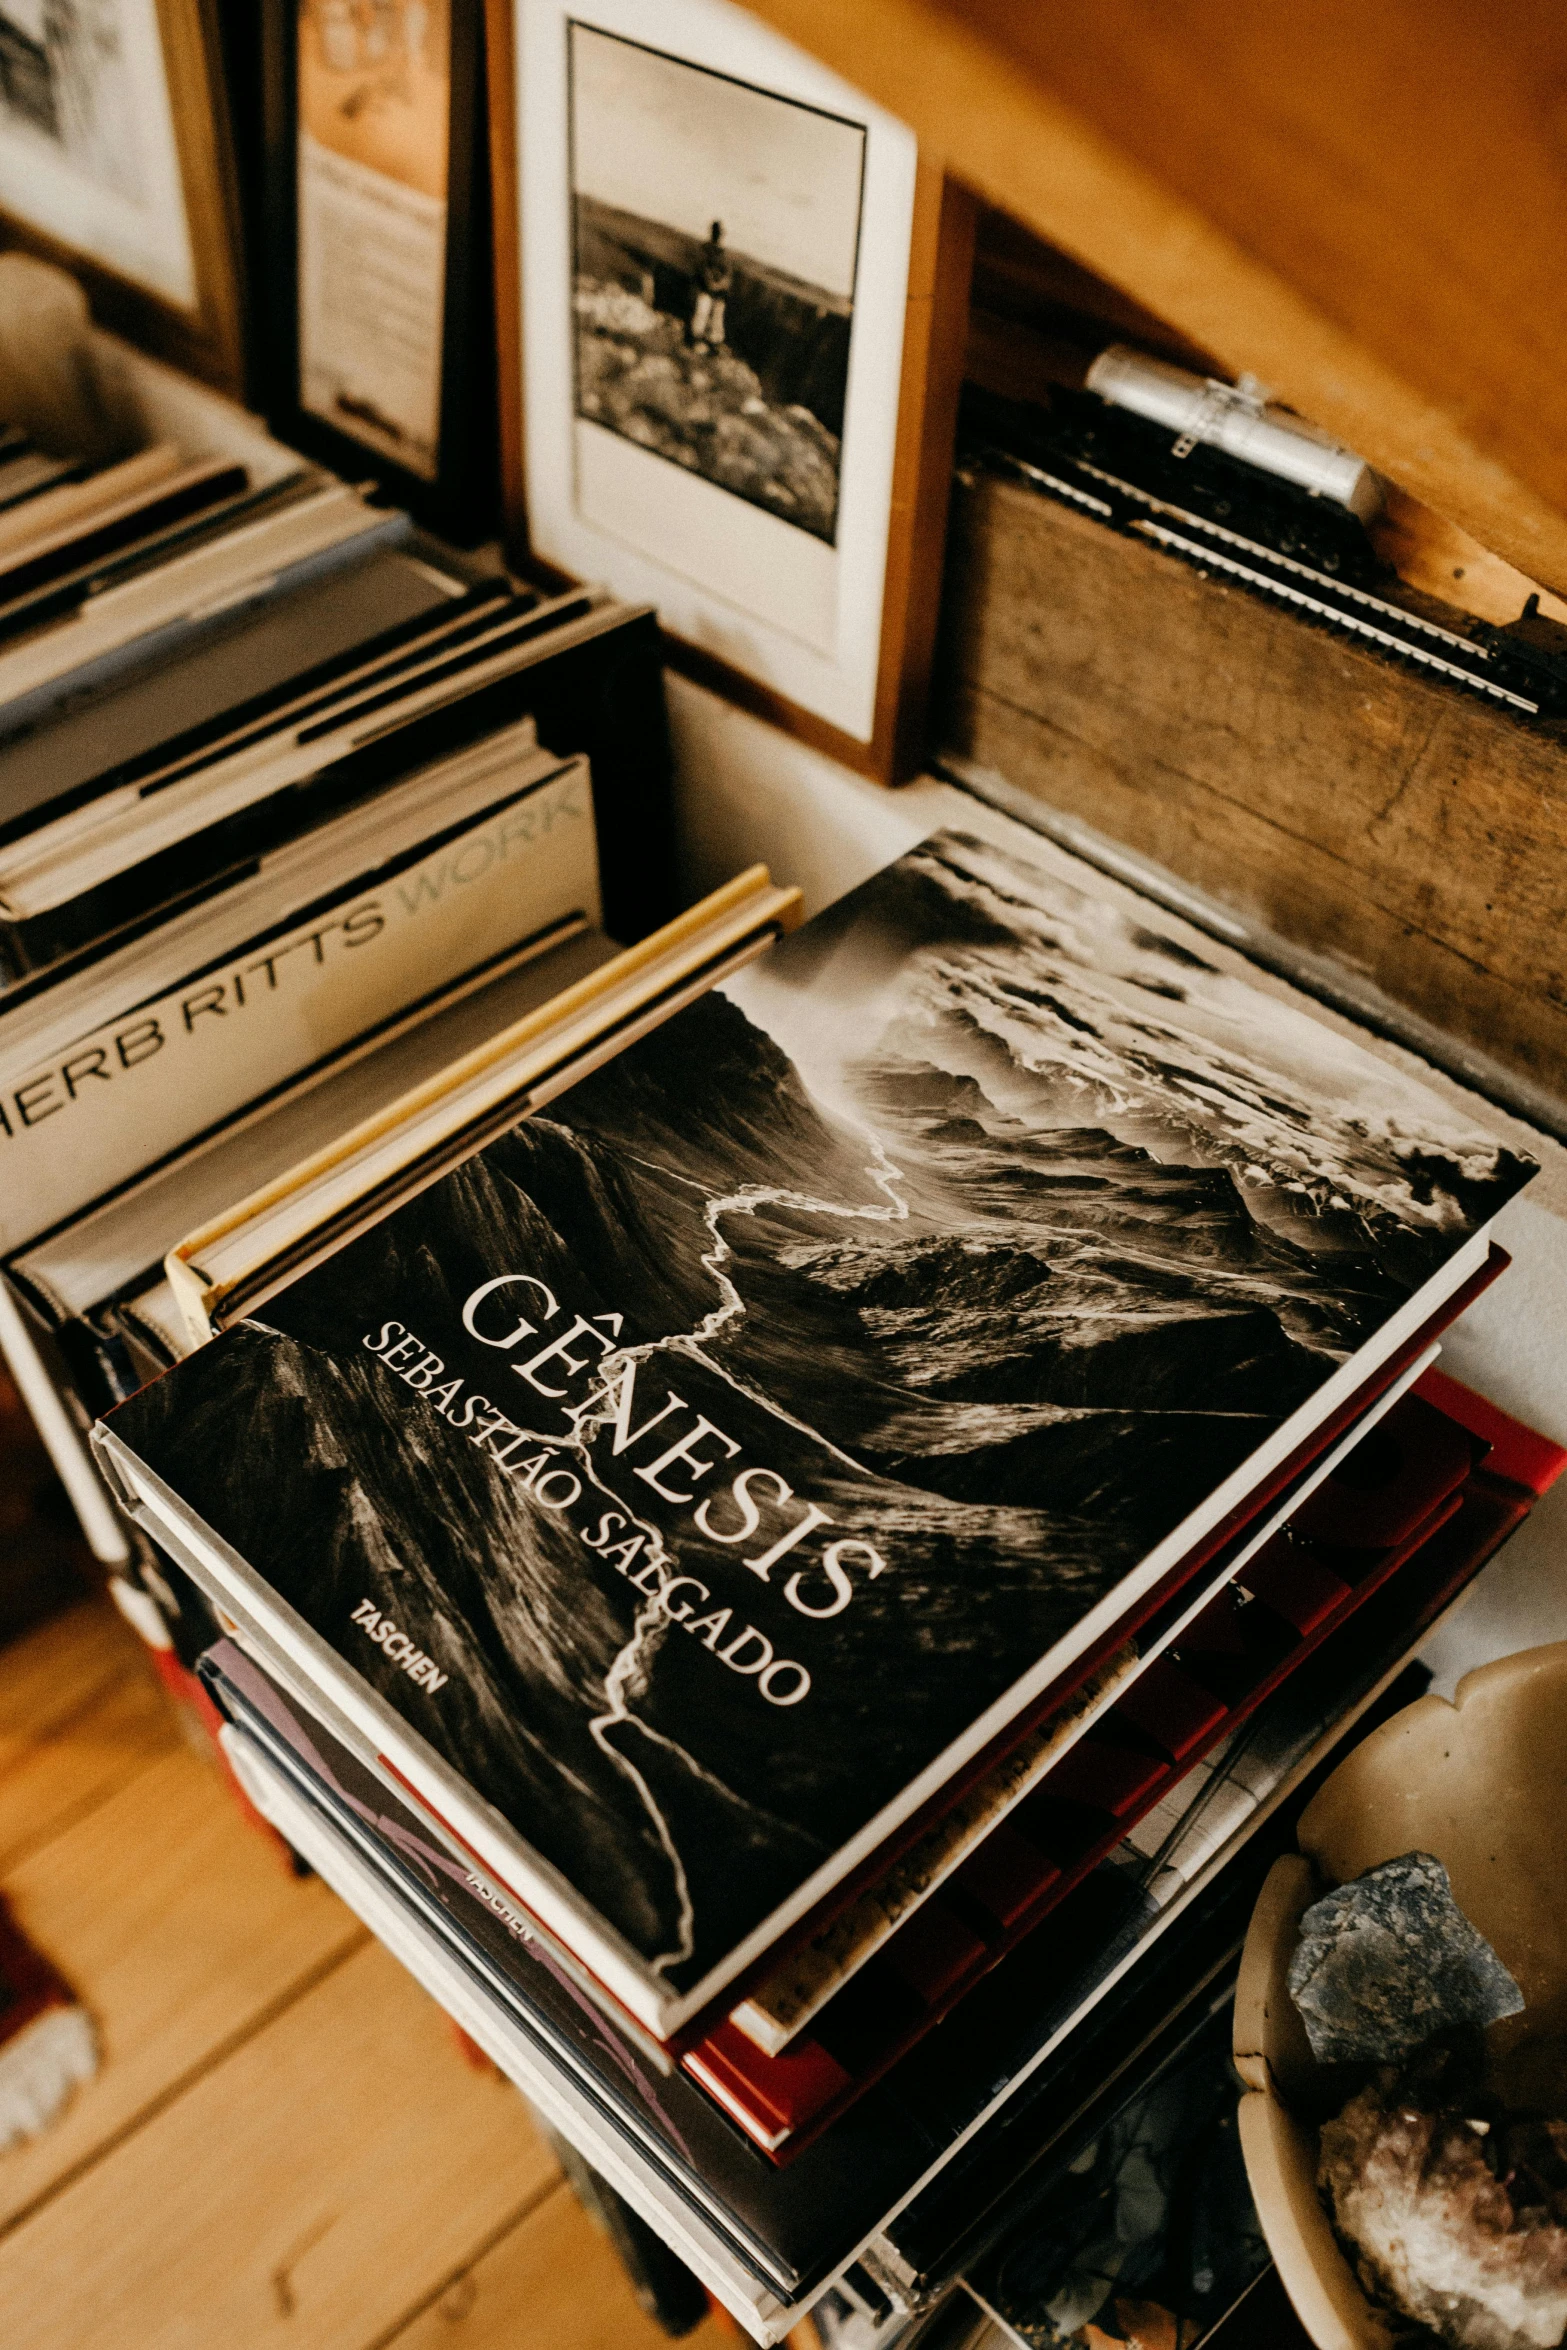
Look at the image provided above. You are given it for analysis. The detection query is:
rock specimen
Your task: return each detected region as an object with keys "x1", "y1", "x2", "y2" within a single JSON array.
[
  {"x1": 1320, "y1": 2039, "x2": 1567, "y2": 2350},
  {"x1": 1289, "y1": 1852, "x2": 1524, "y2": 2066}
]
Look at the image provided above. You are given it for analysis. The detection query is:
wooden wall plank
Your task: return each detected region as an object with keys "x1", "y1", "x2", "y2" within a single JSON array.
[
  {"x1": 936, "y1": 470, "x2": 1567, "y2": 1100},
  {"x1": 0, "y1": 1746, "x2": 361, "y2": 2235},
  {"x1": 385, "y1": 2180, "x2": 737, "y2": 2350},
  {"x1": 737, "y1": 0, "x2": 1567, "y2": 598},
  {"x1": 0, "y1": 1942, "x2": 558, "y2": 2350},
  {"x1": 0, "y1": 1603, "x2": 176, "y2": 1872}
]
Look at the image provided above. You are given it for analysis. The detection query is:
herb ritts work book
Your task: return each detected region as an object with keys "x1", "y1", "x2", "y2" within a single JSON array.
[{"x1": 94, "y1": 820, "x2": 1535, "y2": 2040}]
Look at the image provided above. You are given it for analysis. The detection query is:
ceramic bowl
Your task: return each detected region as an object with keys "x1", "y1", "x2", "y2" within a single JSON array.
[{"x1": 1232, "y1": 1641, "x2": 1567, "y2": 2350}]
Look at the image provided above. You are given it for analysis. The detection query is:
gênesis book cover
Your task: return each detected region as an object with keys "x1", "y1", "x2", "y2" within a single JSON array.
[{"x1": 98, "y1": 822, "x2": 1534, "y2": 2033}]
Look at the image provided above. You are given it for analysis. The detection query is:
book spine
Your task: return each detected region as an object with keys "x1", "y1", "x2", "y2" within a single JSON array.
[
  {"x1": 682, "y1": 1373, "x2": 1555, "y2": 2159},
  {"x1": 0, "y1": 508, "x2": 410, "y2": 748},
  {"x1": 0, "y1": 1274, "x2": 129, "y2": 1564},
  {"x1": 216, "y1": 1721, "x2": 784, "y2": 2335},
  {"x1": 0, "y1": 759, "x2": 598, "y2": 1253}
]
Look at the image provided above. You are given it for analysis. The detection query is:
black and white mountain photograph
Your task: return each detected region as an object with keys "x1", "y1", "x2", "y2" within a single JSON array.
[
  {"x1": 109, "y1": 828, "x2": 1535, "y2": 2000},
  {"x1": 568, "y1": 22, "x2": 864, "y2": 546}
]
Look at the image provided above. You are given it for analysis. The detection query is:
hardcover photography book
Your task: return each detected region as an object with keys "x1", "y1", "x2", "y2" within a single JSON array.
[
  {"x1": 194, "y1": 1341, "x2": 1559, "y2": 2338},
  {"x1": 93, "y1": 813, "x2": 1536, "y2": 2051},
  {"x1": 0, "y1": 23, "x2": 1563, "y2": 2350}
]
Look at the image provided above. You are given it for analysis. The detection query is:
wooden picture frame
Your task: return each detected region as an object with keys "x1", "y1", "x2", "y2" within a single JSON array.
[
  {"x1": 487, "y1": 0, "x2": 975, "y2": 783},
  {"x1": 257, "y1": 0, "x2": 496, "y2": 540},
  {"x1": 0, "y1": 0, "x2": 245, "y2": 393}
]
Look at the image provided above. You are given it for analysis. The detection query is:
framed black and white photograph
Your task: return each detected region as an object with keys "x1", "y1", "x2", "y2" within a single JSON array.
[
  {"x1": 0, "y1": 0, "x2": 245, "y2": 389},
  {"x1": 257, "y1": 0, "x2": 496, "y2": 537},
  {"x1": 491, "y1": 0, "x2": 975, "y2": 779}
]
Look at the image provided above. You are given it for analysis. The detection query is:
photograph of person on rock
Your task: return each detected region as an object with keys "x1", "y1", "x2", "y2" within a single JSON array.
[{"x1": 569, "y1": 23, "x2": 864, "y2": 546}]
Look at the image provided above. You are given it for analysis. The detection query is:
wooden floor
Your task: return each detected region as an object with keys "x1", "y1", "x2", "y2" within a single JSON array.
[{"x1": 0, "y1": 1594, "x2": 741, "y2": 2350}]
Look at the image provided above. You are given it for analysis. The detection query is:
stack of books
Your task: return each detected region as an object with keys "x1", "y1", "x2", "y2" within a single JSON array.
[
  {"x1": 70, "y1": 800, "x2": 1560, "y2": 2344},
  {"x1": 0, "y1": 376, "x2": 812, "y2": 1721},
  {"x1": 0, "y1": 33, "x2": 1555, "y2": 2349}
]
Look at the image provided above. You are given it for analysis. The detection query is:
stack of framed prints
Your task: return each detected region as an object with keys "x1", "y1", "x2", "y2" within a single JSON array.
[
  {"x1": 258, "y1": 0, "x2": 496, "y2": 540},
  {"x1": 486, "y1": 0, "x2": 977, "y2": 782},
  {"x1": 0, "y1": 1, "x2": 977, "y2": 777},
  {"x1": 0, "y1": 0, "x2": 245, "y2": 391}
]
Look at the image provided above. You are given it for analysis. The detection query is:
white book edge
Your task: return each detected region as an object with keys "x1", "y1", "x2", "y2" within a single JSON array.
[
  {"x1": 729, "y1": 1336, "x2": 1438, "y2": 2058},
  {"x1": 0, "y1": 483, "x2": 397, "y2": 710},
  {"x1": 0, "y1": 587, "x2": 625, "y2": 918},
  {"x1": 90, "y1": 1220, "x2": 1491, "y2": 2043},
  {"x1": 2, "y1": 715, "x2": 564, "y2": 1078},
  {"x1": 220, "y1": 1505, "x2": 1489, "y2": 2349},
  {"x1": 88, "y1": 1472, "x2": 683, "y2": 2079},
  {"x1": 168, "y1": 876, "x2": 800, "y2": 1341},
  {"x1": 0, "y1": 1273, "x2": 128, "y2": 1563},
  {"x1": 218, "y1": 1691, "x2": 798, "y2": 2290},
  {"x1": 0, "y1": 751, "x2": 599, "y2": 1255},
  {"x1": 9, "y1": 927, "x2": 621, "y2": 1326}
]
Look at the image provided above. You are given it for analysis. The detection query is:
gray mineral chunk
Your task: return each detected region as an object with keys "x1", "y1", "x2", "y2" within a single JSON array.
[{"x1": 1288, "y1": 1851, "x2": 1524, "y2": 2066}]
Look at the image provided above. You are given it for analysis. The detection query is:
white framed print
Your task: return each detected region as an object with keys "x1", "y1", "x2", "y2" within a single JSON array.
[
  {"x1": 0, "y1": 0, "x2": 245, "y2": 391},
  {"x1": 488, "y1": 0, "x2": 975, "y2": 780}
]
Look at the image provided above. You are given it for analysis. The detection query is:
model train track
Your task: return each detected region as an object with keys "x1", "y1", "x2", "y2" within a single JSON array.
[{"x1": 965, "y1": 434, "x2": 1557, "y2": 722}]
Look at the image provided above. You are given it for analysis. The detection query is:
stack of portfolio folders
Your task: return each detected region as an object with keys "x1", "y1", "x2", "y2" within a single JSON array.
[{"x1": 3, "y1": 403, "x2": 1564, "y2": 2350}]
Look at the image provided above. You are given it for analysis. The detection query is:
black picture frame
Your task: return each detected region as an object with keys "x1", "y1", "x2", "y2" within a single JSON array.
[{"x1": 256, "y1": 0, "x2": 498, "y2": 542}]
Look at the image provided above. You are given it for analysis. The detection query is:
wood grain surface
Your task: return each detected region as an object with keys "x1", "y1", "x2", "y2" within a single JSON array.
[
  {"x1": 388, "y1": 2181, "x2": 739, "y2": 2350},
  {"x1": 936, "y1": 469, "x2": 1567, "y2": 1101},
  {"x1": 0, "y1": 1602, "x2": 736, "y2": 2349},
  {"x1": 0, "y1": 1748, "x2": 361, "y2": 2238},
  {"x1": 0, "y1": 1605, "x2": 175, "y2": 1873},
  {"x1": 737, "y1": 0, "x2": 1567, "y2": 600},
  {"x1": 0, "y1": 1945, "x2": 555, "y2": 2350}
]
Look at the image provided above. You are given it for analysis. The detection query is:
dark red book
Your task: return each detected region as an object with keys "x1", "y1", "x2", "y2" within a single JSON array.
[
  {"x1": 93, "y1": 824, "x2": 1539, "y2": 2054},
  {"x1": 685, "y1": 1369, "x2": 1565, "y2": 2156}
]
